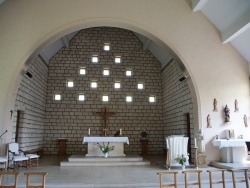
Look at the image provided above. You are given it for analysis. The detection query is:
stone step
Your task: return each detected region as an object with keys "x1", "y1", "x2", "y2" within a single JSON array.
[{"x1": 60, "y1": 154, "x2": 151, "y2": 167}]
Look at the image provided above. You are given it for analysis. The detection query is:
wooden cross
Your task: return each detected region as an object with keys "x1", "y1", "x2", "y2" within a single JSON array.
[{"x1": 94, "y1": 107, "x2": 116, "y2": 136}]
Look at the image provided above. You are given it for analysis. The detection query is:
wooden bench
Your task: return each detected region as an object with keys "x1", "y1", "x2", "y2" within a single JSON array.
[{"x1": 25, "y1": 148, "x2": 44, "y2": 158}]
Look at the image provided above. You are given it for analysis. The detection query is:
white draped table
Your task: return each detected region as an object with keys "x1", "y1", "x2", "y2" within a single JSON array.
[
  {"x1": 83, "y1": 137, "x2": 129, "y2": 157},
  {"x1": 212, "y1": 139, "x2": 247, "y2": 163}
]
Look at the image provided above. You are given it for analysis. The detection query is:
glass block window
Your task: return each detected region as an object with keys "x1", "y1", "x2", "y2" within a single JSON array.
[
  {"x1": 102, "y1": 95, "x2": 109, "y2": 102},
  {"x1": 78, "y1": 94, "x2": 85, "y2": 101},
  {"x1": 126, "y1": 96, "x2": 133, "y2": 103},
  {"x1": 103, "y1": 69, "x2": 110, "y2": 76},
  {"x1": 114, "y1": 82, "x2": 121, "y2": 89},
  {"x1": 149, "y1": 96, "x2": 156, "y2": 103},
  {"x1": 91, "y1": 55, "x2": 99, "y2": 63},
  {"x1": 79, "y1": 67, "x2": 86, "y2": 75},
  {"x1": 103, "y1": 43, "x2": 110, "y2": 51},
  {"x1": 114, "y1": 56, "x2": 121, "y2": 64},
  {"x1": 67, "y1": 80, "x2": 74, "y2": 88},
  {"x1": 90, "y1": 81, "x2": 98, "y2": 88},
  {"x1": 137, "y1": 83, "x2": 144, "y2": 90},
  {"x1": 125, "y1": 70, "x2": 132, "y2": 77},
  {"x1": 54, "y1": 94, "x2": 61, "y2": 101}
]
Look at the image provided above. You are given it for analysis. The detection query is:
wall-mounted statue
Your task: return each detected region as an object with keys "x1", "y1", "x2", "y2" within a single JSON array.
[
  {"x1": 207, "y1": 114, "x2": 212, "y2": 128},
  {"x1": 213, "y1": 98, "x2": 218, "y2": 112},
  {"x1": 234, "y1": 99, "x2": 239, "y2": 112},
  {"x1": 224, "y1": 105, "x2": 230, "y2": 122},
  {"x1": 244, "y1": 115, "x2": 248, "y2": 127}
]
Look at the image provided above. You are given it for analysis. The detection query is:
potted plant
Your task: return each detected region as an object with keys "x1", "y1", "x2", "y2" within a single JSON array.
[
  {"x1": 140, "y1": 130, "x2": 148, "y2": 139},
  {"x1": 175, "y1": 154, "x2": 187, "y2": 170},
  {"x1": 96, "y1": 142, "x2": 115, "y2": 158}
]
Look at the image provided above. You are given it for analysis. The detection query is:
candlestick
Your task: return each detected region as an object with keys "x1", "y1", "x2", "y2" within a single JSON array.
[
  {"x1": 166, "y1": 140, "x2": 169, "y2": 149},
  {"x1": 88, "y1": 128, "x2": 90, "y2": 136},
  {"x1": 194, "y1": 138, "x2": 197, "y2": 148},
  {"x1": 120, "y1": 129, "x2": 122, "y2": 135}
]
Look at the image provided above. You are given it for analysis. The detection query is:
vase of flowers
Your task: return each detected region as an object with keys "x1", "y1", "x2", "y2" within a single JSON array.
[
  {"x1": 96, "y1": 142, "x2": 115, "y2": 157},
  {"x1": 175, "y1": 154, "x2": 187, "y2": 170},
  {"x1": 140, "y1": 130, "x2": 148, "y2": 139}
]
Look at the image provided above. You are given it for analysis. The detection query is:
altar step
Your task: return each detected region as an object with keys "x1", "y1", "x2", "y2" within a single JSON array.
[{"x1": 60, "y1": 154, "x2": 150, "y2": 167}]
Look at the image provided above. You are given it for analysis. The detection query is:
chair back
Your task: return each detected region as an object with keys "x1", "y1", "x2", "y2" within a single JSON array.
[
  {"x1": 0, "y1": 172, "x2": 20, "y2": 188},
  {"x1": 9, "y1": 143, "x2": 20, "y2": 155},
  {"x1": 24, "y1": 172, "x2": 48, "y2": 188}
]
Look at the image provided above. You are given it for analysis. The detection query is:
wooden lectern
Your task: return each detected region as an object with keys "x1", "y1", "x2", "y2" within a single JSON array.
[{"x1": 58, "y1": 138, "x2": 68, "y2": 155}]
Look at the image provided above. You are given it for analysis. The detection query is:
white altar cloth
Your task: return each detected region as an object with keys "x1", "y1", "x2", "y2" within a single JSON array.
[
  {"x1": 166, "y1": 136, "x2": 189, "y2": 166},
  {"x1": 213, "y1": 139, "x2": 247, "y2": 163},
  {"x1": 83, "y1": 137, "x2": 129, "y2": 157}
]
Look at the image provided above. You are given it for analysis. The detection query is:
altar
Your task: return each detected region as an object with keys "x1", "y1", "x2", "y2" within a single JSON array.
[
  {"x1": 83, "y1": 137, "x2": 129, "y2": 157},
  {"x1": 212, "y1": 139, "x2": 247, "y2": 163}
]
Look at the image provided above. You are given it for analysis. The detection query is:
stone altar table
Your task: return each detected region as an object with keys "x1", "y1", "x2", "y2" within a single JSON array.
[
  {"x1": 212, "y1": 139, "x2": 247, "y2": 163},
  {"x1": 83, "y1": 137, "x2": 129, "y2": 156}
]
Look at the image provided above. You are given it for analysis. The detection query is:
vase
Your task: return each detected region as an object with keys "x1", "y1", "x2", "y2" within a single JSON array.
[
  {"x1": 181, "y1": 165, "x2": 185, "y2": 170},
  {"x1": 104, "y1": 153, "x2": 108, "y2": 158}
]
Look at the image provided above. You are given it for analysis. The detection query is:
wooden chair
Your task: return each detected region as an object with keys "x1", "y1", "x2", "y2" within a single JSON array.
[
  {"x1": 229, "y1": 168, "x2": 249, "y2": 188},
  {"x1": 25, "y1": 154, "x2": 39, "y2": 167},
  {"x1": 182, "y1": 170, "x2": 202, "y2": 188},
  {"x1": 0, "y1": 158, "x2": 7, "y2": 171},
  {"x1": 207, "y1": 169, "x2": 226, "y2": 188},
  {"x1": 24, "y1": 172, "x2": 48, "y2": 188},
  {"x1": 157, "y1": 171, "x2": 178, "y2": 188},
  {"x1": 0, "y1": 172, "x2": 20, "y2": 188}
]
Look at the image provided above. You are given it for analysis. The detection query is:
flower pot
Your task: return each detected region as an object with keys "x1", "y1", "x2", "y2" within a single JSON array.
[{"x1": 104, "y1": 153, "x2": 109, "y2": 158}]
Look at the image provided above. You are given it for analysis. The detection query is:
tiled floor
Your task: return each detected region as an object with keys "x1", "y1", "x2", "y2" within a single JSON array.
[{"x1": 2, "y1": 154, "x2": 250, "y2": 188}]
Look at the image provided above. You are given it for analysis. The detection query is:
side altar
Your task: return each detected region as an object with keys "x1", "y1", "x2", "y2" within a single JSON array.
[{"x1": 83, "y1": 136, "x2": 129, "y2": 157}]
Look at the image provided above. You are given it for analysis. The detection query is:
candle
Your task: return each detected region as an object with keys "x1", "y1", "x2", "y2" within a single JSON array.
[
  {"x1": 166, "y1": 140, "x2": 169, "y2": 149},
  {"x1": 194, "y1": 138, "x2": 197, "y2": 148},
  {"x1": 88, "y1": 128, "x2": 90, "y2": 136},
  {"x1": 120, "y1": 129, "x2": 122, "y2": 135}
]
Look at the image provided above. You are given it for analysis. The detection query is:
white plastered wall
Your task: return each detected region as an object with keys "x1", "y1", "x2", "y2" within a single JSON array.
[{"x1": 0, "y1": 0, "x2": 249, "y2": 161}]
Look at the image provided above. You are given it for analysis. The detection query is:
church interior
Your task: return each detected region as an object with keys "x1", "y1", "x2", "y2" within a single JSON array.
[{"x1": 1, "y1": 0, "x2": 250, "y2": 187}]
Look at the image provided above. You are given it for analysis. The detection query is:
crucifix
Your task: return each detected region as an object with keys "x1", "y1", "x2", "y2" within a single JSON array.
[{"x1": 94, "y1": 107, "x2": 116, "y2": 136}]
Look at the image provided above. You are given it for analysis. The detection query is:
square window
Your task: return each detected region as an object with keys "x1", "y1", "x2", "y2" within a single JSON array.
[
  {"x1": 115, "y1": 56, "x2": 121, "y2": 64},
  {"x1": 137, "y1": 83, "x2": 144, "y2": 90},
  {"x1": 54, "y1": 94, "x2": 61, "y2": 101},
  {"x1": 78, "y1": 94, "x2": 85, "y2": 101},
  {"x1": 91, "y1": 82, "x2": 98, "y2": 88},
  {"x1": 149, "y1": 96, "x2": 156, "y2": 103},
  {"x1": 91, "y1": 55, "x2": 99, "y2": 63},
  {"x1": 126, "y1": 96, "x2": 133, "y2": 102},
  {"x1": 114, "y1": 82, "x2": 121, "y2": 89},
  {"x1": 79, "y1": 68, "x2": 86, "y2": 75},
  {"x1": 102, "y1": 95, "x2": 109, "y2": 102},
  {"x1": 126, "y1": 70, "x2": 132, "y2": 76},
  {"x1": 103, "y1": 69, "x2": 110, "y2": 76},
  {"x1": 104, "y1": 43, "x2": 110, "y2": 51},
  {"x1": 67, "y1": 81, "x2": 74, "y2": 88}
]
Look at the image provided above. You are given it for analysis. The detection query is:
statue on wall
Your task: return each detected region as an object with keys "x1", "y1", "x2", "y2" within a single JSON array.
[
  {"x1": 207, "y1": 114, "x2": 212, "y2": 128},
  {"x1": 213, "y1": 98, "x2": 218, "y2": 112},
  {"x1": 234, "y1": 99, "x2": 239, "y2": 112},
  {"x1": 224, "y1": 105, "x2": 230, "y2": 122},
  {"x1": 244, "y1": 115, "x2": 248, "y2": 127},
  {"x1": 197, "y1": 129, "x2": 205, "y2": 153}
]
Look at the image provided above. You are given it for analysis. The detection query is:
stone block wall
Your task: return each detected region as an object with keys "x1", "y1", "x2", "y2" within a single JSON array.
[
  {"x1": 13, "y1": 56, "x2": 48, "y2": 151},
  {"x1": 44, "y1": 27, "x2": 164, "y2": 155}
]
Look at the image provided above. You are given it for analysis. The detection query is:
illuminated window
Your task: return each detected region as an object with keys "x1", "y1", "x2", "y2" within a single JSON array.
[
  {"x1": 54, "y1": 94, "x2": 61, "y2": 101},
  {"x1": 114, "y1": 56, "x2": 121, "y2": 64},
  {"x1": 103, "y1": 69, "x2": 110, "y2": 76},
  {"x1": 79, "y1": 67, "x2": 86, "y2": 75},
  {"x1": 78, "y1": 94, "x2": 85, "y2": 101},
  {"x1": 103, "y1": 43, "x2": 110, "y2": 51},
  {"x1": 149, "y1": 96, "x2": 156, "y2": 103},
  {"x1": 126, "y1": 96, "x2": 133, "y2": 103},
  {"x1": 114, "y1": 82, "x2": 121, "y2": 89},
  {"x1": 67, "y1": 80, "x2": 74, "y2": 88},
  {"x1": 102, "y1": 95, "x2": 109, "y2": 102},
  {"x1": 91, "y1": 55, "x2": 99, "y2": 63},
  {"x1": 137, "y1": 83, "x2": 144, "y2": 90},
  {"x1": 91, "y1": 81, "x2": 98, "y2": 88},
  {"x1": 125, "y1": 70, "x2": 132, "y2": 77}
]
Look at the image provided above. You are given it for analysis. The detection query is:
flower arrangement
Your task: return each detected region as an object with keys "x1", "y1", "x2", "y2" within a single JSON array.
[
  {"x1": 140, "y1": 130, "x2": 148, "y2": 138},
  {"x1": 175, "y1": 154, "x2": 187, "y2": 166},
  {"x1": 96, "y1": 142, "x2": 115, "y2": 154}
]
